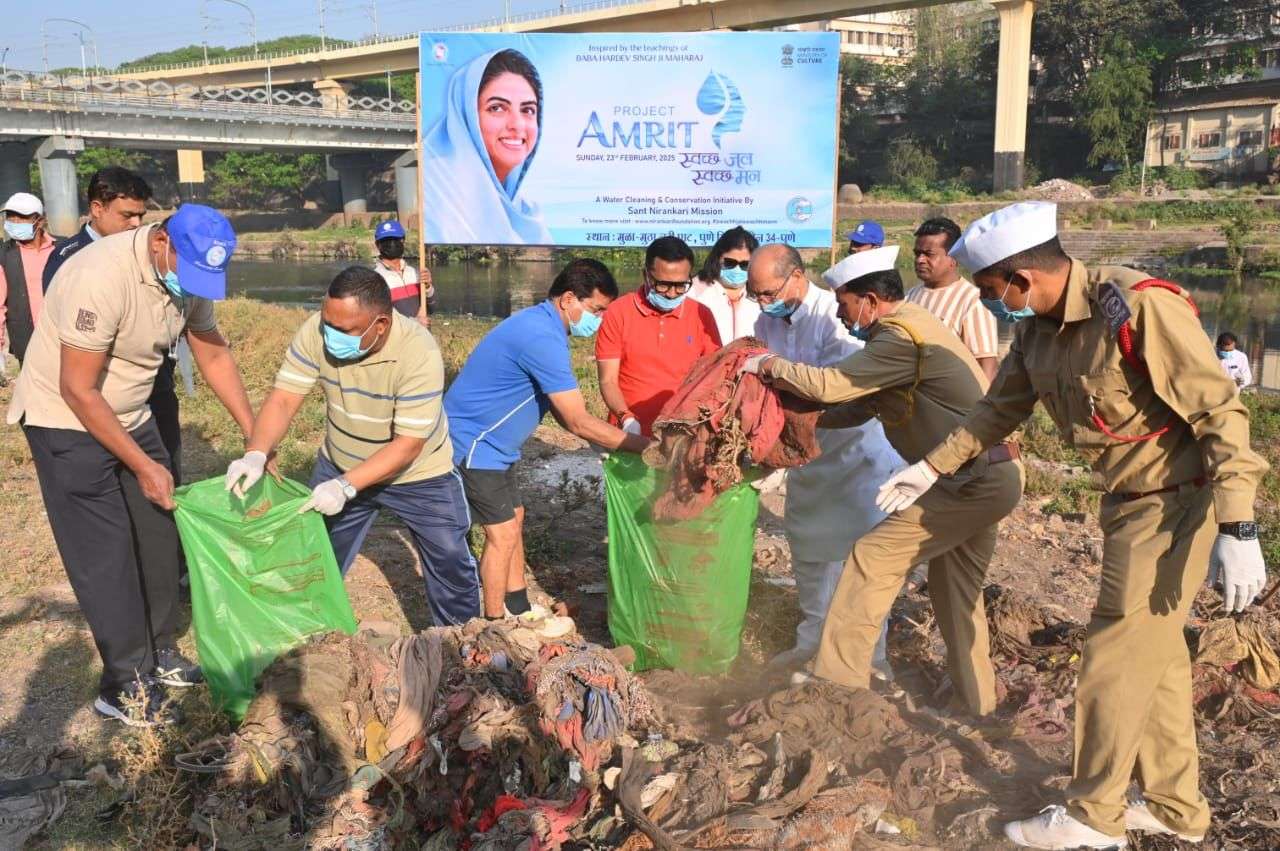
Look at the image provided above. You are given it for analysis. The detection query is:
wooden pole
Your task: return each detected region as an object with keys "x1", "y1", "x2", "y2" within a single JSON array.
[{"x1": 416, "y1": 70, "x2": 429, "y2": 318}]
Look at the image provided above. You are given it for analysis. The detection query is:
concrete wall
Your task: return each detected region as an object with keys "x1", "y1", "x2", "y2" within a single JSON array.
[{"x1": 1145, "y1": 102, "x2": 1279, "y2": 176}]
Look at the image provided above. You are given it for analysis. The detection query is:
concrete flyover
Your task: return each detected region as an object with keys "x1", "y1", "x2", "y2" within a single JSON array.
[
  {"x1": 116, "y1": 0, "x2": 1037, "y2": 191},
  {"x1": 0, "y1": 71, "x2": 417, "y2": 235}
]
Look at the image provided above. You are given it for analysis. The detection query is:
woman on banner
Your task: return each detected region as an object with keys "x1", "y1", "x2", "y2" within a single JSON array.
[
  {"x1": 422, "y1": 48, "x2": 552, "y2": 245},
  {"x1": 689, "y1": 226, "x2": 761, "y2": 343}
]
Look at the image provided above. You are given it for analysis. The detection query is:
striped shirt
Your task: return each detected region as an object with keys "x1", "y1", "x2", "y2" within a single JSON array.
[
  {"x1": 904, "y1": 277, "x2": 999, "y2": 360},
  {"x1": 274, "y1": 311, "x2": 452, "y2": 484}
]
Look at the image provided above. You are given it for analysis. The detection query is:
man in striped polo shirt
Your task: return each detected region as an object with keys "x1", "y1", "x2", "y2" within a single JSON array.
[
  {"x1": 225, "y1": 265, "x2": 479, "y2": 625},
  {"x1": 906, "y1": 217, "x2": 1000, "y2": 382}
]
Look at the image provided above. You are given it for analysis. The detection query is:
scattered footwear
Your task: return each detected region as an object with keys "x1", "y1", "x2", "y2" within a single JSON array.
[
  {"x1": 94, "y1": 680, "x2": 181, "y2": 728},
  {"x1": 153, "y1": 648, "x2": 204, "y2": 688},
  {"x1": 1004, "y1": 805, "x2": 1128, "y2": 849},
  {"x1": 1124, "y1": 798, "x2": 1204, "y2": 843}
]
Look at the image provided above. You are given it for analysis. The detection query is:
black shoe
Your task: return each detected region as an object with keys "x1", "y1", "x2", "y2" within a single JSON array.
[
  {"x1": 94, "y1": 680, "x2": 181, "y2": 727},
  {"x1": 153, "y1": 648, "x2": 203, "y2": 688}
]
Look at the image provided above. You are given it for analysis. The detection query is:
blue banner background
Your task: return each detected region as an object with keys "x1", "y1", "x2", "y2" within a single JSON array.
[{"x1": 418, "y1": 31, "x2": 839, "y2": 247}]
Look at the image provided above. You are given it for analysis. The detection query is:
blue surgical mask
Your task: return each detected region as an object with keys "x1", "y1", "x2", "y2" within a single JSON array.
[
  {"x1": 569, "y1": 305, "x2": 602, "y2": 337},
  {"x1": 848, "y1": 302, "x2": 872, "y2": 341},
  {"x1": 761, "y1": 298, "x2": 797, "y2": 319},
  {"x1": 154, "y1": 254, "x2": 187, "y2": 300},
  {"x1": 323, "y1": 317, "x2": 378, "y2": 361},
  {"x1": 981, "y1": 278, "x2": 1036, "y2": 324},
  {"x1": 1217, "y1": 350, "x2": 1230, "y2": 360},
  {"x1": 720, "y1": 267, "x2": 748, "y2": 288},
  {"x1": 4, "y1": 221, "x2": 35, "y2": 242},
  {"x1": 646, "y1": 288, "x2": 685, "y2": 312}
]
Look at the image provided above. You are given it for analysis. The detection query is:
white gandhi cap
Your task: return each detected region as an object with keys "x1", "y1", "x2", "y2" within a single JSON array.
[
  {"x1": 822, "y1": 245, "x2": 899, "y2": 288},
  {"x1": 2, "y1": 192, "x2": 44, "y2": 217},
  {"x1": 949, "y1": 201, "x2": 1057, "y2": 272}
]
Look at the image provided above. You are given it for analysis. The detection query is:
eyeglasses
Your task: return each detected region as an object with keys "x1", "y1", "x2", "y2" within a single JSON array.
[
  {"x1": 648, "y1": 275, "x2": 692, "y2": 296},
  {"x1": 720, "y1": 258, "x2": 749, "y2": 271},
  {"x1": 747, "y1": 277, "x2": 789, "y2": 304}
]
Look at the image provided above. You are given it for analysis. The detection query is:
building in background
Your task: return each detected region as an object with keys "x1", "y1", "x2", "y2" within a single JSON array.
[{"x1": 782, "y1": 13, "x2": 914, "y2": 64}]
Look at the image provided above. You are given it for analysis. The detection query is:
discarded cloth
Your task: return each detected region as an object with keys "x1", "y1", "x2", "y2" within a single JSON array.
[
  {"x1": 1197, "y1": 615, "x2": 1280, "y2": 690},
  {"x1": 643, "y1": 337, "x2": 822, "y2": 520}
]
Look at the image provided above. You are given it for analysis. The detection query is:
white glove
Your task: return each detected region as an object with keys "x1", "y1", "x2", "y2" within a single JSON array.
[
  {"x1": 299, "y1": 478, "x2": 350, "y2": 516},
  {"x1": 875, "y1": 460, "x2": 940, "y2": 514},
  {"x1": 1208, "y1": 533, "x2": 1267, "y2": 613},
  {"x1": 621, "y1": 417, "x2": 642, "y2": 436},
  {"x1": 224, "y1": 450, "x2": 268, "y2": 498},
  {"x1": 739, "y1": 354, "x2": 772, "y2": 376}
]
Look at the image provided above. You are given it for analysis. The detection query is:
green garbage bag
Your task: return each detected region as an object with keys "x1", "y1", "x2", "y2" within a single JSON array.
[
  {"x1": 174, "y1": 475, "x2": 357, "y2": 721},
  {"x1": 604, "y1": 453, "x2": 759, "y2": 674}
]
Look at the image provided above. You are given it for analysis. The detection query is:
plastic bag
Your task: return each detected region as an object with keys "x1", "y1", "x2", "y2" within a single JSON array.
[
  {"x1": 604, "y1": 453, "x2": 758, "y2": 674},
  {"x1": 174, "y1": 475, "x2": 357, "y2": 721}
]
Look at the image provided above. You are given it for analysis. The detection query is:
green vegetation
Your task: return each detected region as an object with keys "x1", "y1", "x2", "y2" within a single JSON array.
[
  {"x1": 1080, "y1": 37, "x2": 1152, "y2": 171},
  {"x1": 119, "y1": 35, "x2": 345, "y2": 70},
  {"x1": 204, "y1": 151, "x2": 326, "y2": 208}
]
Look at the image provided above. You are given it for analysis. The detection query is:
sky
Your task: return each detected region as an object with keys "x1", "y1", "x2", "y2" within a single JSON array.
[{"x1": 2, "y1": 0, "x2": 582, "y2": 72}]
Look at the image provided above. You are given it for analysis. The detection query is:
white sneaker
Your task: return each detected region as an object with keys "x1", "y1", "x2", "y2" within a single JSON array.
[
  {"x1": 1124, "y1": 799, "x2": 1203, "y2": 843},
  {"x1": 1004, "y1": 806, "x2": 1127, "y2": 849}
]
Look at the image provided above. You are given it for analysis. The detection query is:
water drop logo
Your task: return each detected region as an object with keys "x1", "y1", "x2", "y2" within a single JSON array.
[
  {"x1": 696, "y1": 71, "x2": 745, "y2": 149},
  {"x1": 786, "y1": 196, "x2": 814, "y2": 223}
]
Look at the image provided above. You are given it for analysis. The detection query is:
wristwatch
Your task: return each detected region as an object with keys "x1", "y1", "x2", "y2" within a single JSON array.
[
  {"x1": 1219, "y1": 521, "x2": 1258, "y2": 541},
  {"x1": 336, "y1": 476, "x2": 358, "y2": 501}
]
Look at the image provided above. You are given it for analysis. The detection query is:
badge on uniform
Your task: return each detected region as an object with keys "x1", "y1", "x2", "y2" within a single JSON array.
[{"x1": 1097, "y1": 282, "x2": 1132, "y2": 335}]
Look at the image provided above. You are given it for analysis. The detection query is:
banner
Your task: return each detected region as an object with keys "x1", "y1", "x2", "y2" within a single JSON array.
[{"x1": 418, "y1": 31, "x2": 840, "y2": 248}]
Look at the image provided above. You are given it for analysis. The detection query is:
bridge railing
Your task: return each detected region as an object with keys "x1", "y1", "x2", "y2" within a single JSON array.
[{"x1": 0, "y1": 70, "x2": 415, "y2": 125}]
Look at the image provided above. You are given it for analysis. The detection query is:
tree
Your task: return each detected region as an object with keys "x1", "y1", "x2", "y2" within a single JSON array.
[
  {"x1": 205, "y1": 151, "x2": 326, "y2": 208},
  {"x1": 120, "y1": 35, "x2": 346, "y2": 71},
  {"x1": 1078, "y1": 37, "x2": 1153, "y2": 169}
]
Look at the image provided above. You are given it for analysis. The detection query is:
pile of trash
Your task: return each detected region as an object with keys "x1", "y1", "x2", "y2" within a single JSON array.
[{"x1": 1027, "y1": 178, "x2": 1095, "y2": 202}]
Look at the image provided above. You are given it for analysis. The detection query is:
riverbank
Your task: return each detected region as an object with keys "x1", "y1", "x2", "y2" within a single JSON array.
[{"x1": 1, "y1": 298, "x2": 1277, "y2": 847}]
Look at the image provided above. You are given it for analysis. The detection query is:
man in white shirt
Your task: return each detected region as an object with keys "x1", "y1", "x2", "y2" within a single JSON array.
[
  {"x1": 1216, "y1": 332, "x2": 1252, "y2": 391},
  {"x1": 748, "y1": 243, "x2": 903, "y2": 673},
  {"x1": 905, "y1": 217, "x2": 1000, "y2": 382}
]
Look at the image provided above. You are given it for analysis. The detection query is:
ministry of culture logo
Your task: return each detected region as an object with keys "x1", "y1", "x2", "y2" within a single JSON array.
[
  {"x1": 432, "y1": 42, "x2": 448, "y2": 63},
  {"x1": 205, "y1": 244, "x2": 228, "y2": 267},
  {"x1": 696, "y1": 70, "x2": 745, "y2": 149},
  {"x1": 781, "y1": 44, "x2": 794, "y2": 67},
  {"x1": 786, "y1": 196, "x2": 814, "y2": 223}
]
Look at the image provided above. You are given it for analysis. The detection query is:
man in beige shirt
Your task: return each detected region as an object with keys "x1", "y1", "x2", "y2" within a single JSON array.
[{"x1": 7, "y1": 204, "x2": 258, "y2": 727}]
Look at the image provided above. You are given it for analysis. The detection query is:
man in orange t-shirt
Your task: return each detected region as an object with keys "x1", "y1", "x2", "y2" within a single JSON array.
[{"x1": 595, "y1": 236, "x2": 721, "y2": 436}]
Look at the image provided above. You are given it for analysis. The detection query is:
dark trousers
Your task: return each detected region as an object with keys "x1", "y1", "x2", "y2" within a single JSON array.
[
  {"x1": 24, "y1": 420, "x2": 182, "y2": 697},
  {"x1": 148, "y1": 358, "x2": 182, "y2": 483},
  {"x1": 310, "y1": 454, "x2": 481, "y2": 625}
]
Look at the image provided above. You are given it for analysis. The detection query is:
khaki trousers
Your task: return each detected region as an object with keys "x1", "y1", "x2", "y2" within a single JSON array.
[
  {"x1": 813, "y1": 461, "x2": 1023, "y2": 716},
  {"x1": 1067, "y1": 483, "x2": 1215, "y2": 837}
]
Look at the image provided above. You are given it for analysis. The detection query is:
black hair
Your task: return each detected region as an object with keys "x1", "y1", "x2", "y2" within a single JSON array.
[
  {"x1": 698, "y1": 226, "x2": 759, "y2": 283},
  {"x1": 87, "y1": 166, "x2": 152, "y2": 206},
  {"x1": 1216, "y1": 332, "x2": 1239, "y2": 348},
  {"x1": 481, "y1": 49, "x2": 543, "y2": 108},
  {"x1": 548, "y1": 258, "x2": 618, "y2": 300},
  {"x1": 328, "y1": 265, "x2": 392, "y2": 313},
  {"x1": 914, "y1": 217, "x2": 961, "y2": 250},
  {"x1": 645, "y1": 235, "x2": 695, "y2": 272},
  {"x1": 980, "y1": 236, "x2": 1070, "y2": 277},
  {"x1": 843, "y1": 269, "x2": 905, "y2": 301}
]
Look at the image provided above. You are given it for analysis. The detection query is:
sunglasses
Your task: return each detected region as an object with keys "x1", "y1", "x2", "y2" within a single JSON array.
[
  {"x1": 648, "y1": 275, "x2": 692, "y2": 296},
  {"x1": 720, "y1": 258, "x2": 749, "y2": 271}
]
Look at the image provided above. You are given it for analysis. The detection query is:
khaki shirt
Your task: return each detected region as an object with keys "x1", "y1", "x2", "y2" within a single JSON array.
[
  {"x1": 766, "y1": 301, "x2": 990, "y2": 465},
  {"x1": 925, "y1": 260, "x2": 1267, "y2": 522},
  {"x1": 6, "y1": 225, "x2": 216, "y2": 432},
  {"x1": 274, "y1": 311, "x2": 453, "y2": 484}
]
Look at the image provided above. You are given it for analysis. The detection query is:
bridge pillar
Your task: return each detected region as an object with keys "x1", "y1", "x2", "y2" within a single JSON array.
[
  {"x1": 177, "y1": 149, "x2": 206, "y2": 203},
  {"x1": 0, "y1": 142, "x2": 34, "y2": 200},
  {"x1": 992, "y1": 0, "x2": 1035, "y2": 192},
  {"x1": 393, "y1": 150, "x2": 418, "y2": 229},
  {"x1": 315, "y1": 79, "x2": 354, "y2": 113},
  {"x1": 36, "y1": 136, "x2": 85, "y2": 238},
  {"x1": 330, "y1": 153, "x2": 372, "y2": 219}
]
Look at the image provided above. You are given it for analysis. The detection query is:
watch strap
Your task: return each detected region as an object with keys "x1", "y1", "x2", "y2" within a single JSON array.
[{"x1": 1219, "y1": 521, "x2": 1258, "y2": 540}]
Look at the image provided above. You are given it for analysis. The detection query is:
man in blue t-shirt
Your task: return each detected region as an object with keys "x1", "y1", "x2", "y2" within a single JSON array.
[{"x1": 446, "y1": 259, "x2": 650, "y2": 619}]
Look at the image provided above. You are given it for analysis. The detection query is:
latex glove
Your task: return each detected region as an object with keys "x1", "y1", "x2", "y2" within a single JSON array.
[
  {"x1": 739, "y1": 354, "x2": 772, "y2": 376},
  {"x1": 621, "y1": 417, "x2": 642, "y2": 436},
  {"x1": 225, "y1": 450, "x2": 268, "y2": 498},
  {"x1": 1208, "y1": 534, "x2": 1267, "y2": 613},
  {"x1": 299, "y1": 478, "x2": 350, "y2": 516},
  {"x1": 875, "y1": 460, "x2": 939, "y2": 514}
]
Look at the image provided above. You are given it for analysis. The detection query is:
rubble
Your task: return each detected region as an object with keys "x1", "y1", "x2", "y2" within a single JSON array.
[{"x1": 1027, "y1": 178, "x2": 1095, "y2": 202}]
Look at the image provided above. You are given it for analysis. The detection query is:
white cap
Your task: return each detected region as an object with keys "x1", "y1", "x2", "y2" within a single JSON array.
[
  {"x1": 2, "y1": 192, "x2": 43, "y2": 217},
  {"x1": 822, "y1": 245, "x2": 899, "y2": 288},
  {"x1": 949, "y1": 201, "x2": 1057, "y2": 272}
]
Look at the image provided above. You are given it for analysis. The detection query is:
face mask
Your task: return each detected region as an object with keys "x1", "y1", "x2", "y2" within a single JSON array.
[
  {"x1": 646, "y1": 288, "x2": 685, "y2": 312},
  {"x1": 848, "y1": 301, "x2": 872, "y2": 341},
  {"x1": 720, "y1": 266, "x2": 748, "y2": 288},
  {"x1": 569, "y1": 304, "x2": 602, "y2": 337},
  {"x1": 323, "y1": 317, "x2": 379, "y2": 361},
  {"x1": 378, "y1": 238, "x2": 405, "y2": 260},
  {"x1": 981, "y1": 278, "x2": 1036, "y2": 324},
  {"x1": 1217, "y1": 350, "x2": 1230, "y2": 360},
  {"x1": 154, "y1": 251, "x2": 186, "y2": 300},
  {"x1": 761, "y1": 298, "x2": 797, "y2": 319},
  {"x1": 4, "y1": 221, "x2": 35, "y2": 242}
]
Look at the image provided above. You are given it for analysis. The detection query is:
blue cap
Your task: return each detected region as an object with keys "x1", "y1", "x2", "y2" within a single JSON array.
[
  {"x1": 168, "y1": 204, "x2": 236, "y2": 300},
  {"x1": 375, "y1": 219, "x2": 406, "y2": 240},
  {"x1": 846, "y1": 220, "x2": 885, "y2": 247}
]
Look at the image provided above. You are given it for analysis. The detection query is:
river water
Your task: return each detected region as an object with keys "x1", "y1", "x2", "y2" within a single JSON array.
[{"x1": 228, "y1": 259, "x2": 1280, "y2": 393}]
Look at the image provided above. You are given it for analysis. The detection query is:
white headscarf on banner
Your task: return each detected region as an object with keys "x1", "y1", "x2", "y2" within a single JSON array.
[{"x1": 421, "y1": 48, "x2": 553, "y2": 245}]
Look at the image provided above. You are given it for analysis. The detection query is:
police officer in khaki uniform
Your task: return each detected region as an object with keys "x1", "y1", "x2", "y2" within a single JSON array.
[
  {"x1": 740, "y1": 244, "x2": 1024, "y2": 717},
  {"x1": 877, "y1": 202, "x2": 1269, "y2": 849}
]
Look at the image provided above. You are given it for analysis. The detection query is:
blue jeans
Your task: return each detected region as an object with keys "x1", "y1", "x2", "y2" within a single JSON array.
[{"x1": 310, "y1": 454, "x2": 480, "y2": 625}]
